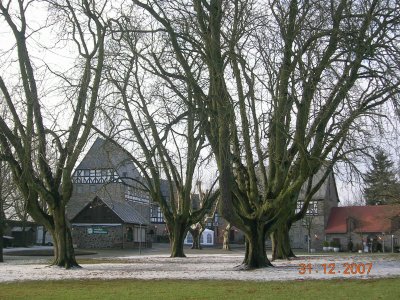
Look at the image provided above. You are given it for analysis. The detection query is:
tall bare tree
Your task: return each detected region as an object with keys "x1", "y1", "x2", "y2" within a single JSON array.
[
  {"x1": 100, "y1": 15, "x2": 219, "y2": 257},
  {"x1": 0, "y1": 161, "x2": 6, "y2": 262},
  {"x1": 129, "y1": 0, "x2": 400, "y2": 269},
  {"x1": 0, "y1": 0, "x2": 108, "y2": 268}
]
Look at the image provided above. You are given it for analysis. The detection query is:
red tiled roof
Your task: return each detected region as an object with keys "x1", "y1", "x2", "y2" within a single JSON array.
[{"x1": 325, "y1": 205, "x2": 400, "y2": 234}]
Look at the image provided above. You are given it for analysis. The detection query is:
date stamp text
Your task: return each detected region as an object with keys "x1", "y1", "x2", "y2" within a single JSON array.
[{"x1": 298, "y1": 262, "x2": 373, "y2": 275}]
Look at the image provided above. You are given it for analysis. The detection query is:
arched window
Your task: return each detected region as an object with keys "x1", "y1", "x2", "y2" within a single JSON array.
[{"x1": 207, "y1": 233, "x2": 212, "y2": 244}]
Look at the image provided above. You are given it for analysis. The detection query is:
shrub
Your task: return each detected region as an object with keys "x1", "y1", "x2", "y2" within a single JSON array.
[{"x1": 330, "y1": 240, "x2": 340, "y2": 248}]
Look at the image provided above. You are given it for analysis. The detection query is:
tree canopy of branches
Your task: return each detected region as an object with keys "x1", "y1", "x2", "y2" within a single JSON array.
[
  {"x1": 129, "y1": 0, "x2": 400, "y2": 268},
  {"x1": 100, "y1": 14, "x2": 219, "y2": 257},
  {"x1": 363, "y1": 149, "x2": 400, "y2": 205},
  {"x1": 0, "y1": 0, "x2": 109, "y2": 268}
]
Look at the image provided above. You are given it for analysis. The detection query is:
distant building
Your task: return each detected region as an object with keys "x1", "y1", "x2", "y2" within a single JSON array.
[
  {"x1": 71, "y1": 195, "x2": 148, "y2": 249},
  {"x1": 67, "y1": 138, "x2": 151, "y2": 249},
  {"x1": 3, "y1": 220, "x2": 37, "y2": 247},
  {"x1": 289, "y1": 171, "x2": 340, "y2": 251},
  {"x1": 325, "y1": 205, "x2": 400, "y2": 252},
  {"x1": 184, "y1": 228, "x2": 215, "y2": 246},
  {"x1": 66, "y1": 138, "x2": 399, "y2": 253}
]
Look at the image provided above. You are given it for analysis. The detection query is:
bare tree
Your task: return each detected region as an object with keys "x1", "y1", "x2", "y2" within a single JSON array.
[
  {"x1": 0, "y1": 0, "x2": 108, "y2": 268},
  {"x1": 0, "y1": 161, "x2": 6, "y2": 262},
  {"x1": 98, "y1": 15, "x2": 219, "y2": 257},
  {"x1": 128, "y1": 0, "x2": 400, "y2": 269},
  {"x1": 189, "y1": 183, "x2": 219, "y2": 250}
]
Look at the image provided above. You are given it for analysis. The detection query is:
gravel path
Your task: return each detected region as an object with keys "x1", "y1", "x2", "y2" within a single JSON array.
[{"x1": 1, "y1": 254, "x2": 400, "y2": 282}]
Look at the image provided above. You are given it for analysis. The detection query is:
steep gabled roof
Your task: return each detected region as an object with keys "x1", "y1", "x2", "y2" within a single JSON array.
[
  {"x1": 72, "y1": 196, "x2": 149, "y2": 225},
  {"x1": 325, "y1": 205, "x2": 400, "y2": 234},
  {"x1": 76, "y1": 138, "x2": 123, "y2": 169},
  {"x1": 75, "y1": 138, "x2": 140, "y2": 180},
  {"x1": 100, "y1": 196, "x2": 149, "y2": 225},
  {"x1": 298, "y1": 170, "x2": 339, "y2": 202}
]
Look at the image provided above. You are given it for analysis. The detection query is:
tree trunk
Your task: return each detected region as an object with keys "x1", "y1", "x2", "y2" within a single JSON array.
[
  {"x1": 189, "y1": 227, "x2": 203, "y2": 250},
  {"x1": 51, "y1": 206, "x2": 79, "y2": 268},
  {"x1": 169, "y1": 221, "x2": 188, "y2": 258},
  {"x1": 0, "y1": 219, "x2": 3, "y2": 263},
  {"x1": 0, "y1": 163, "x2": 3, "y2": 262},
  {"x1": 222, "y1": 223, "x2": 231, "y2": 251},
  {"x1": 271, "y1": 223, "x2": 296, "y2": 260},
  {"x1": 239, "y1": 223, "x2": 272, "y2": 269}
]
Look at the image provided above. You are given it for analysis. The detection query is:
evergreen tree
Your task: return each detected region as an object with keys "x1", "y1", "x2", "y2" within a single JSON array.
[{"x1": 363, "y1": 150, "x2": 400, "y2": 205}]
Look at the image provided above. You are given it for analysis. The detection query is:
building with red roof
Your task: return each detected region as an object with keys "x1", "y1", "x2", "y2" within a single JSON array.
[{"x1": 325, "y1": 205, "x2": 400, "y2": 252}]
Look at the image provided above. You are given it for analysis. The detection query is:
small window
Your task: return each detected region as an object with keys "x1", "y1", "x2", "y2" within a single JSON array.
[{"x1": 207, "y1": 233, "x2": 212, "y2": 244}]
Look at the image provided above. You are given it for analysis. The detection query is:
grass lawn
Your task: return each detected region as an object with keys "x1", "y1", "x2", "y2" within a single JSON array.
[{"x1": 1, "y1": 278, "x2": 399, "y2": 300}]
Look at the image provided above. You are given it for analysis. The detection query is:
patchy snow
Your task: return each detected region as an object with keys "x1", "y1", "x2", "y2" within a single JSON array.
[{"x1": 1, "y1": 254, "x2": 400, "y2": 282}]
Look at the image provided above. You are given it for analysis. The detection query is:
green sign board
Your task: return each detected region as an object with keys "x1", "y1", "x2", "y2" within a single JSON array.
[{"x1": 87, "y1": 227, "x2": 108, "y2": 234}]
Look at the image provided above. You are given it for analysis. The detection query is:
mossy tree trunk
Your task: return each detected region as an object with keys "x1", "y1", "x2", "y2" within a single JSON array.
[
  {"x1": 0, "y1": 225, "x2": 3, "y2": 263},
  {"x1": 51, "y1": 205, "x2": 79, "y2": 268},
  {"x1": 169, "y1": 220, "x2": 189, "y2": 258},
  {"x1": 271, "y1": 222, "x2": 296, "y2": 261},
  {"x1": 0, "y1": 211, "x2": 3, "y2": 263},
  {"x1": 240, "y1": 222, "x2": 272, "y2": 269},
  {"x1": 0, "y1": 162, "x2": 4, "y2": 263}
]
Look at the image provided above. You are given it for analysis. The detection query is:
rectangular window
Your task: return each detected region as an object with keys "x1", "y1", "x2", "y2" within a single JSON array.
[
  {"x1": 150, "y1": 206, "x2": 165, "y2": 223},
  {"x1": 296, "y1": 201, "x2": 318, "y2": 215},
  {"x1": 125, "y1": 186, "x2": 150, "y2": 204}
]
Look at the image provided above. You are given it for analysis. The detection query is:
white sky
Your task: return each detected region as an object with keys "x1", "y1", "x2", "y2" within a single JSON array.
[{"x1": 1, "y1": 1, "x2": 400, "y2": 205}]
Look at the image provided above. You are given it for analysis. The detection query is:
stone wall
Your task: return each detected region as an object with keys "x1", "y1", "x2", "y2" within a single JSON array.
[{"x1": 72, "y1": 225, "x2": 123, "y2": 248}]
